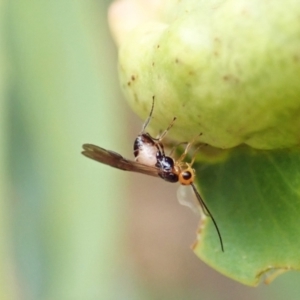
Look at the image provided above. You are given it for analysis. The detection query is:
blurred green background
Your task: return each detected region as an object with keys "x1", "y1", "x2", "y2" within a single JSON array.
[{"x1": 1, "y1": 0, "x2": 300, "y2": 299}]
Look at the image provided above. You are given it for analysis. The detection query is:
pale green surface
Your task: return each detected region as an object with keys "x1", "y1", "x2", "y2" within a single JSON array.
[
  {"x1": 0, "y1": 1, "x2": 18, "y2": 299},
  {"x1": 119, "y1": 0, "x2": 300, "y2": 149},
  {"x1": 6, "y1": 0, "x2": 127, "y2": 299}
]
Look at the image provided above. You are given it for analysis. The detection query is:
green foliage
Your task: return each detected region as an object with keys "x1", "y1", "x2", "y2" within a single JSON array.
[{"x1": 193, "y1": 146, "x2": 300, "y2": 285}]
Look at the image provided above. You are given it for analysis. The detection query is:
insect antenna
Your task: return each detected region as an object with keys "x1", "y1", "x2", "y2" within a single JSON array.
[{"x1": 191, "y1": 183, "x2": 224, "y2": 252}]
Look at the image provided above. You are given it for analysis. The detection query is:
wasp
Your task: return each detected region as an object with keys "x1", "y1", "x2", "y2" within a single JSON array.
[{"x1": 82, "y1": 98, "x2": 224, "y2": 252}]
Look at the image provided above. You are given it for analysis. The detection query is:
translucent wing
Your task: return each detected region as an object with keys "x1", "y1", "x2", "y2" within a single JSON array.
[
  {"x1": 177, "y1": 185, "x2": 200, "y2": 214},
  {"x1": 82, "y1": 144, "x2": 160, "y2": 178}
]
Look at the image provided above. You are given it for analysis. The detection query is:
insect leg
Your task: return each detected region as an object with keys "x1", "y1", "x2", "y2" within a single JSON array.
[{"x1": 141, "y1": 96, "x2": 155, "y2": 133}]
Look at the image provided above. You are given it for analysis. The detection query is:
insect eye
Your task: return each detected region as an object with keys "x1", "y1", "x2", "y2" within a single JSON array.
[
  {"x1": 182, "y1": 171, "x2": 192, "y2": 180},
  {"x1": 179, "y1": 167, "x2": 195, "y2": 185}
]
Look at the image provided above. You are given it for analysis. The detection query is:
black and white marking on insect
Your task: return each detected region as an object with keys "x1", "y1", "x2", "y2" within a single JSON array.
[
  {"x1": 82, "y1": 100, "x2": 224, "y2": 252},
  {"x1": 133, "y1": 96, "x2": 176, "y2": 166}
]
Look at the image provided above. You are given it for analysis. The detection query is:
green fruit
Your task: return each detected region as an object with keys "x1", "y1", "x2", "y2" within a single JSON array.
[{"x1": 118, "y1": 0, "x2": 300, "y2": 149}]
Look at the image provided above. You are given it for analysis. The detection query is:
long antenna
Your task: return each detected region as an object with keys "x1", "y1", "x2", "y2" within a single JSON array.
[{"x1": 191, "y1": 183, "x2": 224, "y2": 252}]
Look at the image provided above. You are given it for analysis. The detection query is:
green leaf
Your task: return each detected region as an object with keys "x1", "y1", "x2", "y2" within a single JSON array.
[{"x1": 193, "y1": 146, "x2": 300, "y2": 285}]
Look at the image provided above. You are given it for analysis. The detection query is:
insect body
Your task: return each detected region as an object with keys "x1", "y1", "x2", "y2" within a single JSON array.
[
  {"x1": 81, "y1": 143, "x2": 224, "y2": 252},
  {"x1": 82, "y1": 99, "x2": 224, "y2": 252}
]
